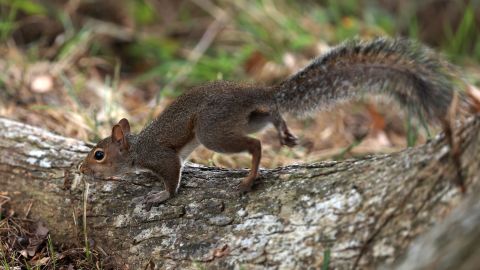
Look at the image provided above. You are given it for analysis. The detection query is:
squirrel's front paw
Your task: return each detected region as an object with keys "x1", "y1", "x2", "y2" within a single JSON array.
[
  {"x1": 238, "y1": 174, "x2": 256, "y2": 193},
  {"x1": 239, "y1": 182, "x2": 253, "y2": 193},
  {"x1": 143, "y1": 190, "x2": 171, "y2": 211}
]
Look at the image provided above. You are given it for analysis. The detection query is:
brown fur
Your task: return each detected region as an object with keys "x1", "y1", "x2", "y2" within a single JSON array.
[{"x1": 80, "y1": 38, "x2": 459, "y2": 210}]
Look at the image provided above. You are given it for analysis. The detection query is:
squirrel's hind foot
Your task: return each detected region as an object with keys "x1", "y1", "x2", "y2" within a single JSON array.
[
  {"x1": 272, "y1": 114, "x2": 298, "y2": 147},
  {"x1": 280, "y1": 130, "x2": 298, "y2": 147}
]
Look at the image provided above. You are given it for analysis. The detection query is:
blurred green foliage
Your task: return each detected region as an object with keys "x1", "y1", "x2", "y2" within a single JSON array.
[
  {"x1": 0, "y1": 0, "x2": 48, "y2": 41},
  {"x1": 1, "y1": 0, "x2": 479, "y2": 95},
  {"x1": 444, "y1": 4, "x2": 479, "y2": 60},
  {"x1": 133, "y1": 0, "x2": 157, "y2": 25}
]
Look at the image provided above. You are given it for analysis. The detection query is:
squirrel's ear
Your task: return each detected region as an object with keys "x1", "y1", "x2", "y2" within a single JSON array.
[
  {"x1": 118, "y1": 118, "x2": 131, "y2": 135},
  {"x1": 112, "y1": 124, "x2": 129, "y2": 149}
]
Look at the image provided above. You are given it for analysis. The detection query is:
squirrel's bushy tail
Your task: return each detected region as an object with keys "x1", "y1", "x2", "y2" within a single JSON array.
[{"x1": 274, "y1": 37, "x2": 458, "y2": 120}]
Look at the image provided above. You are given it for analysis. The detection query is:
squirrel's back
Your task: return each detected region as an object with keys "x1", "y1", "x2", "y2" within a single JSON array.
[{"x1": 275, "y1": 37, "x2": 458, "y2": 120}]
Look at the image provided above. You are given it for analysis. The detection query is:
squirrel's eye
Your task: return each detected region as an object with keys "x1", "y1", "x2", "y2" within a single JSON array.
[{"x1": 94, "y1": 150, "x2": 105, "y2": 161}]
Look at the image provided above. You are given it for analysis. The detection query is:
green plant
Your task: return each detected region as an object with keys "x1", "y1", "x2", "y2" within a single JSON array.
[
  {"x1": 0, "y1": 4, "x2": 17, "y2": 41},
  {"x1": 0, "y1": 0, "x2": 46, "y2": 41},
  {"x1": 132, "y1": 0, "x2": 157, "y2": 26},
  {"x1": 1, "y1": 252, "x2": 10, "y2": 270},
  {"x1": 443, "y1": 3, "x2": 479, "y2": 61},
  {"x1": 334, "y1": 139, "x2": 363, "y2": 160},
  {"x1": 47, "y1": 235, "x2": 57, "y2": 269},
  {"x1": 322, "y1": 248, "x2": 331, "y2": 270},
  {"x1": 24, "y1": 258, "x2": 32, "y2": 270},
  {"x1": 406, "y1": 111, "x2": 419, "y2": 147},
  {"x1": 407, "y1": 15, "x2": 420, "y2": 40}
]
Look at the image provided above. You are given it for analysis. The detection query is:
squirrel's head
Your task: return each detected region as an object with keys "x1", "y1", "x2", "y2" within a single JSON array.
[{"x1": 80, "y1": 118, "x2": 133, "y2": 179}]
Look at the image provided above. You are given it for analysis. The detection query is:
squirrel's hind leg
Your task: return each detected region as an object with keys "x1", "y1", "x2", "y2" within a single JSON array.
[
  {"x1": 248, "y1": 107, "x2": 298, "y2": 147},
  {"x1": 271, "y1": 112, "x2": 298, "y2": 147},
  {"x1": 197, "y1": 132, "x2": 262, "y2": 192}
]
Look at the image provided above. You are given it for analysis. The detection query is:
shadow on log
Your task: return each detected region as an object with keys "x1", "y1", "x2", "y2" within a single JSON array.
[{"x1": 0, "y1": 116, "x2": 479, "y2": 269}]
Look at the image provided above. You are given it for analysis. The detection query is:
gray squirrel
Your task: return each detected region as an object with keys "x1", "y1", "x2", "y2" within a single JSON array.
[{"x1": 80, "y1": 37, "x2": 458, "y2": 210}]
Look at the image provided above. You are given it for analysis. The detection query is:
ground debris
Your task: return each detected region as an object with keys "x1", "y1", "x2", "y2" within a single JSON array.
[{"x1": 0, "y1": 202, "x2": 106, "y2": 270}]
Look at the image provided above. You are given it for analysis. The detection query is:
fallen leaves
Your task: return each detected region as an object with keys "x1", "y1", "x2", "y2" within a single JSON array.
[{"x1": 0, "y1": 202, "x2": 104, "y2": 269}]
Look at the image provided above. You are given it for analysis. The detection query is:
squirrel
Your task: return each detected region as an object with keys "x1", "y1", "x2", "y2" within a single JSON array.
[{"x1": 79, "y1": 37, "x2": 458, "y2": 210}]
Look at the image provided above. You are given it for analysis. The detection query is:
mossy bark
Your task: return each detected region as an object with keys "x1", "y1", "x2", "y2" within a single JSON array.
[{"x1": 0, "y1": 117, "x2": 479, "y2": 269}]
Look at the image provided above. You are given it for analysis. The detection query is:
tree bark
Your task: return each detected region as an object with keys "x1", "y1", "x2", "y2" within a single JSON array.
[
  {"x1": 0, "y1": 116, "x2": 479, "y2": 269},
  {"x1": 394, "y1": 192, "x2": 480, "y2": 270}
]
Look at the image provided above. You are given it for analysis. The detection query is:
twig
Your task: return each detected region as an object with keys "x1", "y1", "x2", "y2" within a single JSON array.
[
  {"x1": 83, "y1": 181, "x2": 91, "y2": 261},
  {"x1": 0, "y1": 195, "x2": 11, "y2": 208},
  {"x1": 23, "y1": 200, "x2": 33, "y2": 219}
]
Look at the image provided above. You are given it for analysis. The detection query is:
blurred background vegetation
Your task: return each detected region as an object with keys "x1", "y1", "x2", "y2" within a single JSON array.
[
  {"x1": 1, "y1": 0, "x2": 480, "y2": 268},
  {"x1": 0, "y1": 0, "x2": 480, "y2": 167}
]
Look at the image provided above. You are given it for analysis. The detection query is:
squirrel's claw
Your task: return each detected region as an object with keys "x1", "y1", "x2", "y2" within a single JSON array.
[
  {"x1": 142, "y1": 190, "x2": 170, "y2": 211},
  {"x1": 280, "y1": 131, "x2": 298, "y2": 147},
  {"x1": 239, "y1": 182, "x2": 253, "y2": 193},
  {"x1": 239, "y1": 174, "x2": 257, "y2": 193}
]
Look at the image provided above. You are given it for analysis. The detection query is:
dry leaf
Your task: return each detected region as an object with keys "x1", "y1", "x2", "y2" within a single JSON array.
[
  {"x1": 36, "y1": 222, "x2": 49, "y2": 237},
  {"x1": 466, "y1": 83, "x2": 480, "y2": 112},
  {"x1": 20, "y1": 249, "x2": 28, "y2": 258},
  {"x1": 33, "y1": 256, "x2": 50, "y2": 266}
]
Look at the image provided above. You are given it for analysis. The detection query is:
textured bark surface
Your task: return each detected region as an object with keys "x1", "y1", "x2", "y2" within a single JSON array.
[
  {"x1": 0, "y1": 116, "x2": 479, "y2": 269},
  {"x1": 395, "y1": 192, "x2": 480, "y2": 270}
]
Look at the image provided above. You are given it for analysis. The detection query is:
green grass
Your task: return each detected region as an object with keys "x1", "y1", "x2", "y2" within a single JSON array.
[
  {"x1": 406, "y1": 111, "x2": 419, "y2": 147},
  {"x1": 1, "y1": 251, "x2": 10, "y2": 270},
  {"x1": 4, "y1": 0, "x2": 475, "y2": 101},
  {"x1": 47, "y1": 235, "x2": 57, "y2": 269},
  {"x1": 441, "y1": 1, "x2": 480, "y2": 61},
  {"x1": 132, "y1": 0, "x2": 157, "y2": 25},
  {"x1": 322, "y1": 248, "x2": 331, "y2": 270},
  {"x1": 0, "y1": 2, "x2": 18, "y2": 42},
  {"x1": 28, "y1": 262, "x2": 41, "y2": 270},
  {"x1": 334, "y1": 139, "x2": 363, "y2": 160},
  {"x1": 0, "y1": 0, "x2": 46, "y2": 41}
]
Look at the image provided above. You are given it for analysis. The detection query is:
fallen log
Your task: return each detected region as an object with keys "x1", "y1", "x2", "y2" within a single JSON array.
[{"x1": 0, "y1": 116, "x2": 479, "y2": 269}]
